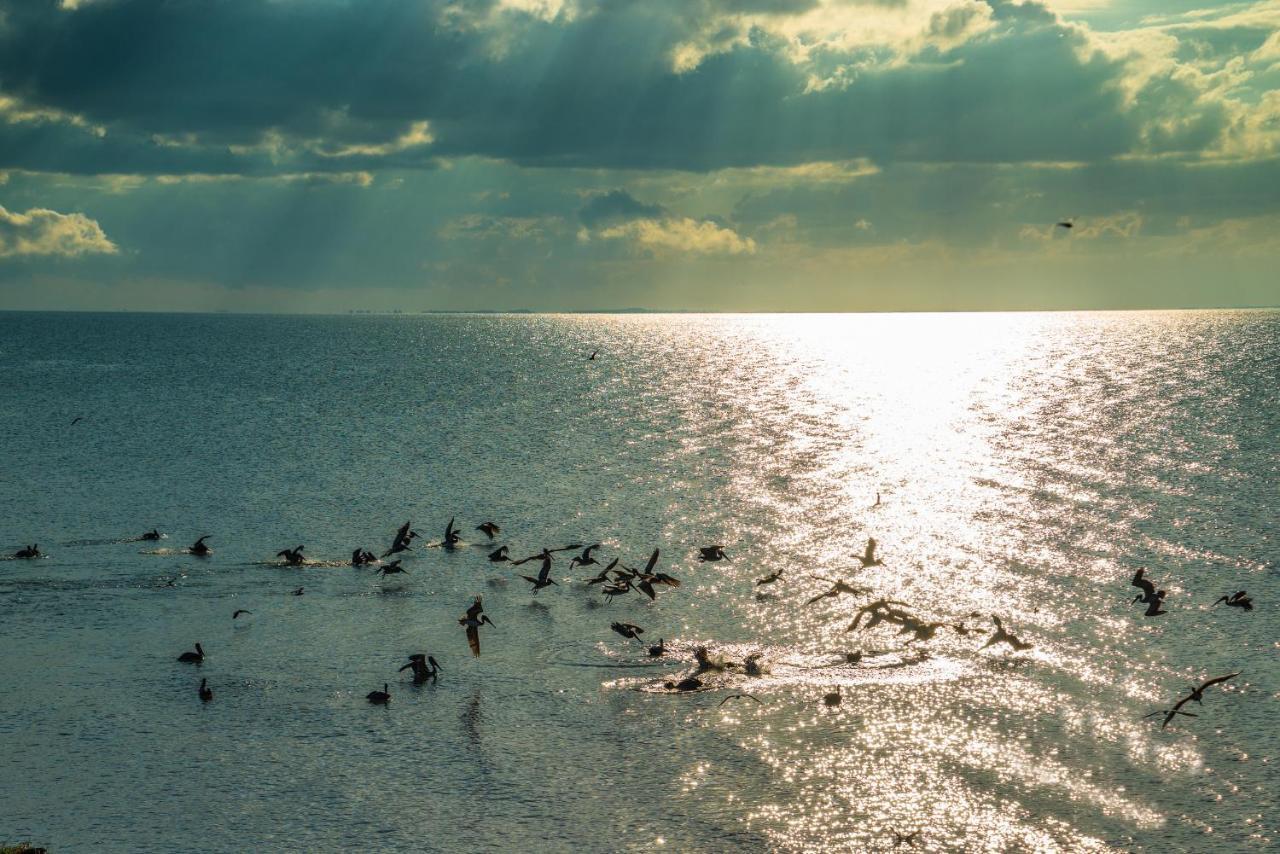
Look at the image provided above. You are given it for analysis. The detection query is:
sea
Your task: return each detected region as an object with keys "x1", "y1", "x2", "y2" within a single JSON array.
[{"x1": 0, "y1": 310, "x2": 1276, "y2": 852}]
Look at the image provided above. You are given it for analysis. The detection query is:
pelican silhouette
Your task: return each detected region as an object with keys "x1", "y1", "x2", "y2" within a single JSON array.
[
  {"x1": 518, "y1": 558, "x2": 556, "y2": 592},
  {"x1": 379, "y1": 559, "x2": 409, "y2": 577},
  {"x1": 585, "y1": 558, "x2": 621, "y2": 585},
  {"x1": 755, "y1": 569, "x2": 784, "y2": 586},
  {"x1": 351, "y1": 548, "x2": 377, "y2": 566},
  {"x1": 873, "y1": 492, "x2": 881, "y2": 508},
  {"x1": 718, "y1": 693, "x2": 762, "y2": 707},
  {"x1": 13, "y1": 544, "x2": 40, "y2": 559},
  {"x1": 648, "y1": 638, "x2": 666, "y2": 657},
  {"x1": 198, "y1": 678, "x2": 213, "y2": 702},
  {"x1": 188, "y1": 536, "x2": 212, "y2": 556},
  {"x1": 892, "y1": 830, "x2": 919, "y2": 848},
  {"x1": 611, "y1": 622, "x2": 644, "y2": 642},
  {"x1": 177, "y1": 643, "x2": 205, "y2": 663},
  {"x1": 568, "y1": 544, "x2": 602, "y2": 571},
  {"x1": 1145, "y1": 673, "x2": 1239, "y2": 729},
  {"x1": 276, "y1": 545, "x2": 305, "y2": 565},
  {"x1": 366, "y1": 683, "x2": 391, "y2": 705},
  {"x1": 476, "y1": 522, "x2": 500, "y2": 540},
  {"x1": 488, "y1": 545, "x2": 511, "y2": 563},
  {"x1": 382, "y1": 520, "x2": 418, "y2": 557},
  {"x1": 981, "y1": 616, "x2": 1032, "y2": 651},
  {"x1": 140, "y1": 529, "x2": 163, "y2": 541},
  {"x1": 846, "y1": 598, "x2": 912, "y2": 632},
  {"x1": 856, "y1": 538, "x2": 882, "y2": 568},
  {"x1": 399, "y1": 654, "x2": 441, "y2": 684},
  {"x1": 823, "y1": 686, "x2": 842, "y2": 707},
  {"x1": 442, "y1": 517, "x2": 461, "y2": 549},
  {"x1": 459, "y1": 598, "x2": 494, "y2": 656},
  {"x1": 1055, "y1": 219, "x2": 1074, "y2": 230},
  {"x1": 805, "y1": 577, "x2": 870, "y2": 606},
  {"x1": 290, "y1": 587, "x2": 304, "y2": 596},
  {"x1": 1130, "y1": 568, "x2": 1167, "y2": 616},
  {"x1": 232, "y1": 609, "x2": 252, "y2": 619},
  {"x1": 588, "y1": 350, "x2": 598, "y2": 360},
  {"x1": 1212, "y1": 591, "x2": 1252, "y2": 611},
  {"x1": 698, "y1": 546, "x2": 729, "y2": 562}
]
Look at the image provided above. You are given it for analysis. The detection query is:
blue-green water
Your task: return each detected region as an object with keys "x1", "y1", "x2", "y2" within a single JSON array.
[{"x1": 1, "y1": 311, "x2": 1276, "y2": 852}]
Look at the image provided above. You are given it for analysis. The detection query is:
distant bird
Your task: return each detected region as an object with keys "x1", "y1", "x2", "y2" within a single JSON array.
[
  {"x1": 488, "y1": 546, "x2": 511, "y2": 563},
  {"x1": 892, "y1": 830, "x2": 920, "y2": 848},
  {"x1": 290, "y1": 587, "x2": 304, "y2": 596},
  {"x1": 588, "y1": 350, "x2": 598, "y2": 361},
  {"x1": 873, "y1": 492, "x2": 881, "y2": 507},
  {"x1": 568, "y1": 544, "x2": 603, "y2": 571},
  {"x1": 351, "y1": 548, "x2": 377, "y2": 566},
  {"x1": 518, "y1": 557, "x2": 556, "y2": 592},
  {"x1": 399, "y1": 654, "x2": 441, "y2": 684},
  {"x1": 379, "y1": 559, "x2": 409, "y2": 577},
  {"x1": 1181, "y1": 673, "x2": 1239, "y2": 707},
  {"x1": 856, "y1": 538, "x2": 882, "y2": 568},
  {"x1": 177, "y1": 643, "x2": 205, "y2": 664},
  {"x1": 13, "y1": 544, "x2": 41, "y2": 559},
  {"x1": 698, "y1": 546, "x2": 729, "y2": 562},
  {"x1": 232, "y1": 609, "x2": 252, "y2": 620},
  {"x1": 1130, "y1": 568, "x2": 1167, "y2": 616},
  {"x1": 1145, "y1": 673, "x2": 1239, "y2": 729},
  {"x1": 198, "y1": 678, "x2": 213, "y2": 702},
  {"x1": 476, "y1": 522, "x2": 501, "y2": 540},
  {"x1": 627, "y1": 549, "x2": 681, "y2": 600},
  {"x1": 846, "y1": 598, "x2": 912, "y2": 632},
  {"x1": 1213, "y1": 591, "x2": 1252, "y2": 611},
  {"x1": 648, "y1": 638, "x2": 666, "y2": 657},
  {"x1": 188, "y1": 535, "x2": 212, "y2": 556},
  {"x1": 823, "y1": 686, "x2": 842, "y2": 707},
  {"x1": 718, "y1": 693, "x2": 762, "y2": 707},
  {"x1": 366, "y1": 683, "x2": 391, "y2": 705},
  {"x1": 755, "y1": 569, "x2": 784, "y2": 586},
  {"x1": 611, "y1": 622, "x2": 644, "y2": 642},
  {"x1": 276, "y1": 545, "x2": 305, "y2": 565},
  {"x1": 140, "y1": 529, "x2": 163, "y2": 541},
  {"x1": 1144, "y1": 706, "x2": 1198, "y2": 730},
  {"x1": 70, "y1": 416, "x2": 84, "y2": 426},
  {"x1": 743, "y1": 653, "x2": 765, "y2": 677},
  {"x1": 511, "y1": 545, "x2": 579, "y2": 566},
  {"x1": 585, "y1": 558, "x2": 621, "y2": 585},
  {"x1": 981, "y1": 616, "x2": 1032, "y2": 651},
  {"x1": 442, "y1": 517, "x2": 461, "y2": 549},
  {"x1": 805, "y1": 577, "x2": 870, "y2": 605},
  {"x1": 382, "y1": 520, "x2": 418, "y2": 557},
  {"x1": 459, "y1": 598, "x2": 493, "y2": 656},
  {"x1": 663, "y1": 677, "x2": 702, "y2": 692},
  {"x1": 1055, "y1": 219, "x2": 1074, "y2": 230}
]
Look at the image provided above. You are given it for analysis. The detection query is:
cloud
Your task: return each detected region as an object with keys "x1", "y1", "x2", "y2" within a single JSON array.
[
  {"x1": 576, "y1": 188, "x2": 754, "y2": 255},
  {"x1": 0, "y1": 204, "x2": 117, "y2": 257}
]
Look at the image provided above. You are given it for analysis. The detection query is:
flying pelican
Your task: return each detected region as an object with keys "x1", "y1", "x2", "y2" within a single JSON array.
[
  {"x1": 1130, "y1": 568, "x2": 1167, "y2": 616},
  {"x1": 981, "y1": 616, "x2": 1032, "y2": 651},
  {"x1": 1212, "y1": 591, "x2": 1252, "y2": 611},
  {"x1": 140, "y1": 529, "x2": 163, "y2": 541},
  {"x1": 856, "y1": 538, "x2": 882, "y2": 568},
  {"x1": 1144, "y1": 706, "x2": 1198, "y2": 730},
  {"x1": 822, "y1": 686, "x2": 842, "y2": 707},
  {"x1": 188, "y1": 536, "x2": 212, "y2": 556},
  {"x1": 567, "y1": 544, "x2": 603, "y2": 571},
  {"x1": 177, "y1": 643, "x2": 205, "y2": 663},
  {"x1": 585, "y1": 558, "x2": 621, "y2": 585},
  {"x1": 511, "y1": 545, "x2": 580, "y2": 566},
  {"x1": 518, "y1": 558, "x2": 556, "y2": 593},
  {"x1": 198, "y1": 678, "x2": 213, "y2": 702},
  {"x1": 846, "y1": 598, "x2": 912, "y2": 632},
  {"x1": 488, "y1": 545, "x2": 511, "y2": 563},
  {"x1": 232, "y1": 609, "x2": 252, "y2": 619},
  {"x1": 382, "y1": 520, "x2": 418, "y2": 557},
  {"x1": 611, "y1": 622, "x2": 644, "y2": 642},
  {"x1": 1055, "y1": 219, "x2": 1074, "y2": 230},
  {"x1": 892, "y1": 830, "x2": 920, "y2": 848},
  {"x1": 459, "y1": 598, "x2": 494, "y2": 656},
  {"x1": 805, "y1": 577, "x2": 870, "y2": 605},
  {"x1": 399, "y1": 654, "x2": 441, "y2": 684},
  {"x1": 756, "y1": 569, "x2": 784, "y2": 586},
  {"x1": 1181, "y1": 673, "x2": 1240, "y2": 706},
  {"x1": 648, "y1": 638, "x2": 666, "y2": 657},
  {"x1": 351, "y1": 548, "x2": 377, "y2": 566},
  {"x1": 366, "y1": 683, "x2": 391, "y2": 705},
  {"x1": 698, "y1": 546, "x2": 729, "y2": 562},
  {"x1": 442, "y1": 517, "x2": 461, "y2": 549},
  {"x1": 276, "y1": 545, "x2": 305, "y2": 566},
  {"x1": 13, "y1": 544, "x2": 41, "y2": 559},
  {"x1": 476, "y1": 522, "x2": 500, "y2": 540},
  {"x1": 718, "y1": 693, "x2": 762, "y2": 707},
  {"x1": 379, "y1": 560, "x2": 409, "y2": 577},
  {"x1": 1145, "y1": 673, "x2": 1239, "y2": 729}
]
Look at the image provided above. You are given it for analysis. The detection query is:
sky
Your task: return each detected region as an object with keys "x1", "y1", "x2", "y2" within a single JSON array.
[{"x1": 1, "y1": 0, "x2": 1278, "y2": 312}]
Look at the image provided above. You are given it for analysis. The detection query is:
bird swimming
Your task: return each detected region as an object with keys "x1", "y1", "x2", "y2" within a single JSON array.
[
  {"x1": 981, "y1": 616, "x2": 1032, "y2": 651},
  {"x1": 198, "y1": 678, "x2": 213, "y2": 702},
  {"x1": 399, "y1": 654, "x2": 441, "y2": 684},
  {"x1": 588, "y1": 350, "x2": 598, "y2": 360},
  {"x1": 379, "y1": 559, "x2": 409, "y2": 577},
  {"x1": 276, "y1": 545, "x2": 305, "y2": 566},
  {"x1": 460, "y1": 597, "x2": 494, "y2": 656},
  {"x1": 698, "y1": 545, "x2": 729, "y2": 562},
  {"x1": 366, "y1": 683, "x2": 391, "y2": 705},
  {"x1": 664, "y1": 677, "x2": 702, "y2": 692},
  {"x1": 476, "y1": 522, "x2": 500, "y2": 540},
  {"x1": 648, "y1": 638, "x2": 666, "y2": 657},
  {"x1": 177, "y1": 643, "x2": 205, "y2": 663},
  {"x1": 351, "y1": 548, "x2": 378, "y2": 566},
  {"x1": 1055, "y1": 219, "x2": 1074, "y2": 230},
  {"x1": 856, "y1": 537, "x2": 882, "y2": 568},
  {"x1": 13, "y1": 544, "x2": 41, "y2": 559},
  {"x1": 823, "y1": 686, "x2": 842, "y2": 707},
  {"x1": 290, "y1": 587, "x2": 304, "y2": 596},
  {"x1": 188, "y1": 536, "x2": 212, "y2": 556},
  {"x1": 140, "y1": 529, "x2": 163, "y2": 541},
  {"x1": 1213, "y1": 591, "x2": 1252, "y2": 611}
]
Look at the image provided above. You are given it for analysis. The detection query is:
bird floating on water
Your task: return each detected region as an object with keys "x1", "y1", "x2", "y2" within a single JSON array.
[
  {"x1": 367, "y1": 683, "x2": 391, "y2": 705},
  {"x1": 648, "y1": 638, "x2": 666, "y2": 657},
  {"x1": 822, "y1": 686, "x2": 842, "y2": 707},
  {"x1": 698, "y1": 545, "x2": 729, "y2": 562},
  {"x1": 351, "y1": 548, "x2": 378, "y2": 566},
  {"x1": 1213, "y1": 591, "x2": 1252, "y2": 611},
  {"x1": 290, "y1": 587, "x2": 304, "y2": 596},
  {"x1": 399, "y1": 654, "x2": 441, "y2": 684},
  {"x1": 664, "y1": 676, "x2": 702, "y2": 692},
  {"x1": 188, "y1": 536, "x2": 212, "y2": 556},
  {"x1": 198, "y1": 678, "x2": 213, "y2": 702},
  {"x1": 276, "y1": 545, "x2": 305, "y2": 566},
  {"x1": 177, "y1": 643, "x2": 205, "y2": 663},
  {"x1": 140, "y1": 529, "x2": 163, "y2": 541},
  {"x1": 442, "y1": 517, "x2": 461, "y2": 549},
  {"x1": 13, "y1": 544, "x2": 41, "y2": 559}
]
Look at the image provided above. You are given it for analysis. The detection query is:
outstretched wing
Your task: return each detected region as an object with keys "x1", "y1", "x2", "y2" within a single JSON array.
[
  {"x1": 466, "y1": 624, "x2": 481, "y2": 656},
  {"x1": 1198, "y1": 672, "x2": 1240, "y2": 691}
]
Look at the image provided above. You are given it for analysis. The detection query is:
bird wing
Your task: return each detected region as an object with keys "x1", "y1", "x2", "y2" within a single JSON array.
[
  {"x1": 1198, "y1": 673, "x2": 1240, "y2": 691},
  {"x1": 644, "y1": 548, "x2": 660, "y2": 573},
  {"x1": 466, "y1": 624, "x2": 480, "y2": 656}
]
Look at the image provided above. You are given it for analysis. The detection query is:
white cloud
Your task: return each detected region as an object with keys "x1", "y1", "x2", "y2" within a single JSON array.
[
  {"x1": 596, "y1": 216, "x2": 757, "y2": 255},
  {"x1": 0, "y1": 204, "x2": 118, "y2": 258}
]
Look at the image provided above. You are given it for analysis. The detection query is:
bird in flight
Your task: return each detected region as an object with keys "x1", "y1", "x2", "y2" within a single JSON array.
[
  {"x1": 756, "y1": 569, "x2": 784, "y2": 586},
  {"x1": 698, "y1": 545, "x2": 729, "y2": 562},
  {"x1": 1212, "y1": 591, "x2": 1252, "y2": 611},
  {"x1": 568, "y1": 544, "x2": 603, "y2": 571},
  {"x1": 610, "y1": 622, "x2": 644, "y2": 642},
  {"x1": 805, "y1": 577, "x2": 870, "y2": 606},
  {"x1": 981, "y1": 616, "x2": 1032, "y2": 651},
  {"x1": 1145, "y1": 673, "x2": 1239, "y2": 729},
  {"x1": 476, "y1": 522, "x2": 500, "y2": 540},
  {"x1": 856, "y1": 537, "x2": 882, "y2": 568},
  {"x1": 1130, "y1": 567, "x2": 1167, "y2": 616},
  {"x1": 70, "y1": 416, "x2": 84, "y2": 426},
  {"x1": 276, "y1": 545, "x2": 305, "y2": 566},
  {"x1": 379, "y1": 559, "x2": 409, "y2": 577},
  {"x1": 459, "y1": 597, "x2": 494, "y2": 656},
  {"x1": 718, "y1": 693, "x2": 762, "y2": 707},
  {"x1": 518, "y1": 557, "x2": 557, "y2": 592}
]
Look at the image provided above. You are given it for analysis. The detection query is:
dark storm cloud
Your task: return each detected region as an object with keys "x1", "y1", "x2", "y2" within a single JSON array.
[{"x1": 0, "y1": 0, "x2": 1163, "y2": 175}]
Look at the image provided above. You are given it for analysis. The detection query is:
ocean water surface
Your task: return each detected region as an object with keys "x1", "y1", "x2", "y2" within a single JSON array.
[{"x1": 1, "y1": 310, "x2": 1276, "y2": 852}]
